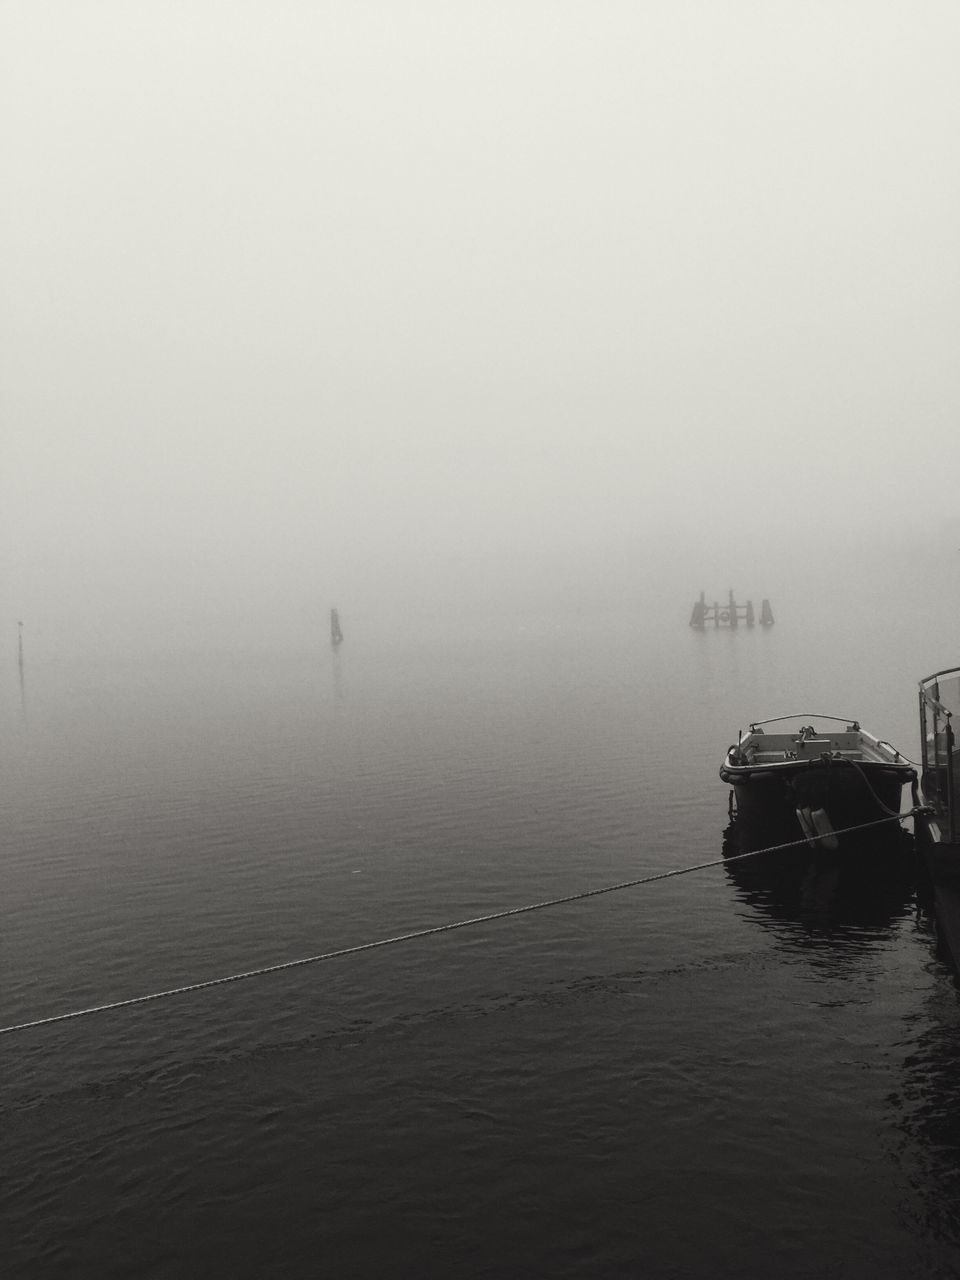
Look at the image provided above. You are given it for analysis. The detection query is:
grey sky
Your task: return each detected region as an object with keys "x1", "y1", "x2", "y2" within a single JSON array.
[{"x1": 3, "y1": 1, "x2": 958, "y2": 644}]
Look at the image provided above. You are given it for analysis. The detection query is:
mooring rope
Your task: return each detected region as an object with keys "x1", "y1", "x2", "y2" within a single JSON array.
[
  {"x1": 0, "y1": 809, "x2": 924, "y2": 1038},
  {"x1": 842, "y1": 758, "x2": 913, "y2": 818}
]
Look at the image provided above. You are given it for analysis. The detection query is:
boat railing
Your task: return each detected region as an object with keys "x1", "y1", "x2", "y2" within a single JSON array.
[
  {"x1": 919, "y1": 669, "x2": 960, "y2": 716},
  {"x1": 747, "y1": 713, "x2": 861, "y2": 732}
]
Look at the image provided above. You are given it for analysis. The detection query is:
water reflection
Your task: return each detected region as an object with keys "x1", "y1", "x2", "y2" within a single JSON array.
[
  {"x1": 725, "y1": 798, "x2": 960, "y2": 1256},
  {"x1": 889, "y1": 1001, "x2": 960, "y2": 1258},
  {"x1": 722, "y1": 811, "x2": 916, "y2": 941},
  {"x1": 17, "y1": 630, "x2": 27, "y2": 724},
  {"x1": 330, "y1": 645, "x2": 344, "y2": 702}
]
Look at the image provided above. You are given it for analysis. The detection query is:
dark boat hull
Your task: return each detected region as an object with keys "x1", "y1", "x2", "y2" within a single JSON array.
[
  {"x1": 915, "y1": 813, "x2": 960, "y2": 968},
  {"x1": 724, "y1": 761, "x2": 912, "y2": 847},
  {"x1": 723, "y1": 814, "x2": 914, "y2": 925},
  {"x1": 915, "y1": 667, "x2": 960, "y2": 968}
]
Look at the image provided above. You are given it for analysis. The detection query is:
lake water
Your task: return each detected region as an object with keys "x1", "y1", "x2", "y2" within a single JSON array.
[{"x1": 4, "y1": 579, "x2": 960, "y2": 1278}]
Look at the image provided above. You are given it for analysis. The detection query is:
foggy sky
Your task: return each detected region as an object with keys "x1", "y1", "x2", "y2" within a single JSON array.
[{"x1": 3, "y1": 2, "x2": 959, "y2": 647}]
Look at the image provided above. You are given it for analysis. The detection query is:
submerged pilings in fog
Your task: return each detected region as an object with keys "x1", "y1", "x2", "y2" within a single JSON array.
[{"x1": 690, "y1": 591, "x2": 774, "y2": 628}]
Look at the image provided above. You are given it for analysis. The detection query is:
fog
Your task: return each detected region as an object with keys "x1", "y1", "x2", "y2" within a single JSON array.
[{"x1": 3, "y1": 2, "x2": 959, "y2": 655}]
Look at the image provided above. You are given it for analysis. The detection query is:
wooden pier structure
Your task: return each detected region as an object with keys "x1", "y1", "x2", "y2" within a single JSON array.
[{"x1": 690, "y1": 591, "x2": 774, "y2": 629}]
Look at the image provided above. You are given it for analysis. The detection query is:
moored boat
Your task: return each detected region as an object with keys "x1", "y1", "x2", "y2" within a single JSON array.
[
  {"x1": 914, "y1": 669, "x2": 960, "y2": 966},
  {"x1": 720, "y1": 715, "x2": 915, "y2": 849},
  {"x1": 916, "y1": 668, "x2": 960, "y2": 862}
]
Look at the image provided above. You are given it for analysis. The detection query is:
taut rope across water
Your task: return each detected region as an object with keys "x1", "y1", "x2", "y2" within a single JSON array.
[{"x1": 0, "y1": 810, "x2": 922, "y2": 1037}]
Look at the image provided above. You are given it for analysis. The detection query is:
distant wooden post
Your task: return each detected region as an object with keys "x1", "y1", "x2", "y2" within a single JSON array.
[
  {"x1": 17, "y1": 620, "x2": 23, "y2": 668},
  {"x1": 330, "y1": 608, "x2": 343, "y2": 646}
]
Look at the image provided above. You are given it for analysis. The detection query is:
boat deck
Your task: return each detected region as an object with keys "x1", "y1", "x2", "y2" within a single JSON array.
[{"x1": 740, "y1": 731, "x2": 893, "y2": 766}]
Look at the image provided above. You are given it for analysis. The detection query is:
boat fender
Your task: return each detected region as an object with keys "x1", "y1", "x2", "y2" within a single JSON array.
[
  {"x1": 810, "y1": 807, "x2": 839, "y2": 851},
  {"x1": 796, "y1": 806, "x2": 819, "y2": 847}
]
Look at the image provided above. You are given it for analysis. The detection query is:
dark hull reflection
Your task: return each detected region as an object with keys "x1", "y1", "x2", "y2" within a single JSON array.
[
  {"x1": 889, "y1": 1014, "x2": 960, "y2": 1254},
  {"x1": 722, "y1": 809, "x2": 916, "y2": 936},
  {"x1": 914, "y1": 844, "x2": 960, "y2": 979}
]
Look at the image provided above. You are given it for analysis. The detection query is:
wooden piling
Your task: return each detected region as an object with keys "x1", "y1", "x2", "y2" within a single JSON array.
[
  {"x1": 689, "y1": 593, "x2": 772, "y2": 629},
  {"x1": 689, "y1": 591, "x2": 706, "y2": 628}
]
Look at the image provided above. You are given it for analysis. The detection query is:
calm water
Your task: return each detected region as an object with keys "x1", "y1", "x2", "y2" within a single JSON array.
[{"x1": 4, "y1": 592, "x2": 960, "y2": 1278}]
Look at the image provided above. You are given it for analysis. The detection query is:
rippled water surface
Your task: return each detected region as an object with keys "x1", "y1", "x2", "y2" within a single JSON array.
[{"x1": 4, "y1": 600, "x2": 960, "y2": 1278}]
